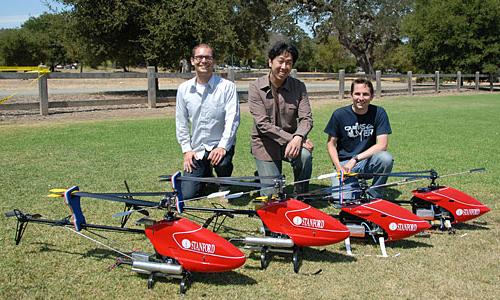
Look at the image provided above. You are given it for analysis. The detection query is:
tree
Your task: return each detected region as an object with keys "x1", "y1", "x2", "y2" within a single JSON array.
[
  {"x1": 21, "y1": 13, "x2": 71, "y2": 70},
  {"x1": 0, "y1": 29, "x2": 43, "y2": 66},
  {"x1": 140, "y1": 0, "x2": 239, "y2": 68},
  {"x1": 295, "y1": 0, "x2": 412, "y2": 75},
  {"x1": 56, "y1": 0, "x2": 272, "y2": 70},
  {"x1": 58, "y1": 0, "x2": 146, "y2": 71},
  {"x1": 313, "y1": 36, "x2": 356, "y2": 72},
  {"x1": 403, "y1": 0, "x2": 500, "y2": 74}
]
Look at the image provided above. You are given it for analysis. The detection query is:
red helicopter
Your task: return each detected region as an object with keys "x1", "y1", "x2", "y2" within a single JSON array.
[
  {"x1": 333, "y1": 168, "x2": 491, "y2": 232},
  {"x1": 5, "y1": 172, "x2": 246, "y2": 294},
  {"x1": 406, "y1": 168, "x2": 490, "y2": 231},
  {"x1": 297, "y1": 171, "x2": 432, "y2": 257},
  {"x1": 164, "y1": 174, "x2": 351, "y2": 273},
  {"x1": 301, "y1": 168, "x2": 490, "y2": 256}
]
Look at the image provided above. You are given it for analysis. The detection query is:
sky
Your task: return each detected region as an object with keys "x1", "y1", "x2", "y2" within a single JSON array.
[{"x1": 0, "y1": 0, "x2": 67, "y2": 29}]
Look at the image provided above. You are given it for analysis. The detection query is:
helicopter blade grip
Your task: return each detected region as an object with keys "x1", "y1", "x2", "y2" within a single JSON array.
[
  {"x1": 171, "y1": 171, "x2": 184, "y2": 214},
  {"x1": 64, "y1": 186, "x2": 86, "y2": 232}
]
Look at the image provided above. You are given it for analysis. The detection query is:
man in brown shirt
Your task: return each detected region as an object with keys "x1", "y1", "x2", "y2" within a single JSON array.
[{"x1": 249, "y1": 42, "x2": 313, "y2": 195}]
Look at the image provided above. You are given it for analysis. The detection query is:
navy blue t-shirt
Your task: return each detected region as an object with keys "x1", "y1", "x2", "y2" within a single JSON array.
[{"x1": 324, "y1": 104, "x2": 391, "y2": 161}]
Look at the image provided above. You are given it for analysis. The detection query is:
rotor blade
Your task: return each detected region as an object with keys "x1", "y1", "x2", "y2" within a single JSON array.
[
  {"x1": 316, "y1": 173, "x2": 338, "y2": 180},
  {"x1": 159, "y1": 174, "x2": 280, "y2": 181},
  {"x1": 315, "y1": 170, "x2": 432, "y2": 180},
  {"x1": 215, "y1": 175, "x2": 282, "y2": 180},
  {"x1": 206, "y1": 190, "x2": 230, "y2": 199},
  {"x1": 172, "y1": 176, "x2": 274, "y2": 188},
  {"x1": 101, "y1": 192, "x2": 172, "y2": 197},
  {"x1": 439, "y1": 167, "x2": 486, "y2": 179},
  {"x1": 49, "y1": 188, "x2": 68, "y2": 193},
  {"x1": 112, "y1": 207, "x2": 151, "y2": 218},
  {"x1": 225, "y1": 192, "x2": 244, "y2": 199},
  {"x1": 47, "y1": 193, "x2": 64, "y2": 198},
  {"x1": 71, "y1": 192, "x2": 160, "y2": 207},
  {"x1": 365, "y1": 176, "x2": 423, "y2": 191}
]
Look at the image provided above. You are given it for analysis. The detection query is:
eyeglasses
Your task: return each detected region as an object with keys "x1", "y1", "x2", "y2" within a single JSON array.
[{"x1": 193, "y1": 55, "x2": 213, "y2": 62}]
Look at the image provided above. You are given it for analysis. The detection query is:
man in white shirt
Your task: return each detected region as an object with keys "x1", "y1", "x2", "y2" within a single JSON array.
[{"x1": 176, "y1": 44, "x2": 240, "y2": 199}]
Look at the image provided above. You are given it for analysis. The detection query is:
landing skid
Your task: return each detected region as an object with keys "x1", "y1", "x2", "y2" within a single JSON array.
[
  {"x1": 146, "y1": 271, "x2": 192, "y2": 294},
  {"x1": 258, "y1": 245, "x2": 302, "y2": 273}
]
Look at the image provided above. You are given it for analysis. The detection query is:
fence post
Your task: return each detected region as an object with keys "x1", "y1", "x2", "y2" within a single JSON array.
[
  {"x1": 475, "y1": 71, "x2": 480, "y2": 91},
  {"x1": 147, "y1": 66, "x2": 157, "y2": 108},
  {"x1": 490, "y1": 73, "x2": 494, "y2": 92},
  {"x1": 38, "y1": 72, "x2": 48, "y2": 116},
  {"x1": 291, "y1": 69, "x2": 298, "y2": 78},
  {"x1": 375, "y1": 70, "x2": 382, "y2": 98},
  {"x1": 407, "y1": 71, "x2": 413, "y2": 96},
  {"x1": 457, "y1": 71, "x2": 461, "y2": 92},
  {"x1": 435, "y1": 71, "x2": 440, "y2": 93},
  {"x1": 339, "y1": 69, "x2": 345, "y2": 99},
  {"x1": 227, "y1": 68, "x2": 236, "y2": 82}
]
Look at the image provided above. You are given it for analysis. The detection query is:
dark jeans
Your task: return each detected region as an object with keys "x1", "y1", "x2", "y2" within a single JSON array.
[
  {"x1": 255, "y1": 148, "x2": 313, "y2": 196},
  {"x1": 331, "y1": 151, "x2": 394, "y2": 200},
  {"x1": 181, "y1": 146, "x2": 235, "y2": 199}
]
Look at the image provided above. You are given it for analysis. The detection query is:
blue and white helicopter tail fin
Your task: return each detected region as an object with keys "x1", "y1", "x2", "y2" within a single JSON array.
[{"x1": 63, "y1": 186, "x2": 86, "y2": 231}]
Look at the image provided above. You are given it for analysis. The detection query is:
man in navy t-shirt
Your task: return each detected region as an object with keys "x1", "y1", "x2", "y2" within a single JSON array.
[{"x1": 324, "y1": 78, "x2": 393, "y2": 199}]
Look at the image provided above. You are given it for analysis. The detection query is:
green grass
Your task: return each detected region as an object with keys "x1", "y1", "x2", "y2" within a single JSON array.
[{"x1": 1, "y1": 93, "x2": 499, "y2": 299}]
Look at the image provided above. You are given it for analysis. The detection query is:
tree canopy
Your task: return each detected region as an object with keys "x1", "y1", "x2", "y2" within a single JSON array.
[
  {"x1": 56, "y1": 0, "x2": 271, "y2": 69},
  {"x1": 296, "y1": 0, "x2": 412, "y2": 75},
  {"x1": 1, "y1": 0, "x2": 498, "y2": 74},
  {"x1": 403, "y1": 0, "x2": 500, "y2": 74}
]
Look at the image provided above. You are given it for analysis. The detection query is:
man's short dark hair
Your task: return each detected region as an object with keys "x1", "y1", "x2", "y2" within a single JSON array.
[
  {"x1": 268, "y1": 42, "x2": 299, "y2": 65},
  {"x1": 350, "y1": 78, "x2": 374, "y2": 96},
  {"x1": 192, "y1": 43, "x2": 215, "y2": 58}
]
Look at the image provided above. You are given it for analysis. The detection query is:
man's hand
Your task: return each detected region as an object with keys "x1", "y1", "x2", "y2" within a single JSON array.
[
  {"x1": 207, "y1": 147, "x2": 227, "y2": 166},
  {"x1": 302, "y1": 138, "x2": 314, "y2": 152},
  {"x1": 339, "y1": 157, "x2": 359, "y2": 174},
  {"x1": 284, "y1": 136, "x2": 303, "y2": 159},
  {"x1": 183, "y1": 151, "x2": 197, "y2": 173}
]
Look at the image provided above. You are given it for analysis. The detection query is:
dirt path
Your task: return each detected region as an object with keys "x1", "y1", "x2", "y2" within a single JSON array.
[{"x1": 0, "y1": 96, "x2": 355, "y2": 126}]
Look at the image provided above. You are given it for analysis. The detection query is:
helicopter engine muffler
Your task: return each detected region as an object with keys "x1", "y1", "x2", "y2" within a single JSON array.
[
  {"x1": 243, "y1": 236, "x2": 294, "y2": 248},
  {"x1": 132, "y1": 260, "x2": 184, "y2": 275}
]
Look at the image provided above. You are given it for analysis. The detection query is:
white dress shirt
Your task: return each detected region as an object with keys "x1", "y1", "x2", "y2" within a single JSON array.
[{"x1": 175, "y1": 74, "x2": 240, "y2": 159}]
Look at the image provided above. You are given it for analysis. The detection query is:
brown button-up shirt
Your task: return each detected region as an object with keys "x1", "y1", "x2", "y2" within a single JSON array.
[{"x1": 249, "y1": 75, "x2": 313, "y2": 161}]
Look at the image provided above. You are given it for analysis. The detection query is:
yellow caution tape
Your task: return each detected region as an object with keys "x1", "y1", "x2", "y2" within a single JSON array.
[
  {"x1": 0, "y1": 67, "x2": 50, "y2": 105},
  {"x1": 0, "y1": 66, "x2": 50, "y2": 73}
]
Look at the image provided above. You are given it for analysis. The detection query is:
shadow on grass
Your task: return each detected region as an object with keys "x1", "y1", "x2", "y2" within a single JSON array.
[
  {"x1": 383, "y1": 188, "x2": 403, "y2": 202},
  {"x1": 246, "y1": 246, "x2": 356, "y2": 268},
  {"x1": 453, "y1": 222, "x2": 490, "y2": 231},
  {"x1": 190, "y1": 271, "x2": 257, "y2": 287},
  {"x1": 387, "y1": 239, "x2": 433, "y2": 249},
  {"x1": 30, "y1": 242, "x2": 122, "y2": 261},
  {"x1": 128, "y1": 268, "x2": 258, "y2": 289}
]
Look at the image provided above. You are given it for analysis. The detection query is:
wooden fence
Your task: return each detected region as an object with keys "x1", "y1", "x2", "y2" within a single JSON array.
[{"x1": 0, "y1": 66, "x2": 498, "y2": 115}]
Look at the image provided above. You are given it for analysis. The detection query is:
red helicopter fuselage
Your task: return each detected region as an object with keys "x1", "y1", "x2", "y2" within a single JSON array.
[
  {"x1": 341, "y1": 199, "x2": 431, "y2": 241},
  {"x1": 256, "y1": 198, "x2": 350, "y2": 247},
  {"x1": 144, "y1": 217, "x2": 246, "y2": 273},
  {"x1": 412, "y1": 186, "x2": 490, "y2": 224}
]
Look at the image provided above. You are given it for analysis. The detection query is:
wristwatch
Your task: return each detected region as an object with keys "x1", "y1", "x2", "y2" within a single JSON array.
[{"x1": 353, "y1": 155, "x2": 360, "y2": 163}]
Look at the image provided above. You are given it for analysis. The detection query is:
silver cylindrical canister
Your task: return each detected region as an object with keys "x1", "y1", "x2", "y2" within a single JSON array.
[
  {"x1": 416, "y1": 209, "x2": 435, "y2": 220},
  {"x1": 346, "y1": 224, "x2": 366, "y2": 238},
  {"x1": 243, "y1": 236, "x2": 294, "y2": 248},
  {"x1": 132, "y1": 260, "x2": 183, "y2": 275}
]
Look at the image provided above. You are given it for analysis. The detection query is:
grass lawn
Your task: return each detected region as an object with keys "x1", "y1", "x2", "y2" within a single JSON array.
[{"x1": 0, "y1": 93, "x2": 498, "y2": 299}]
